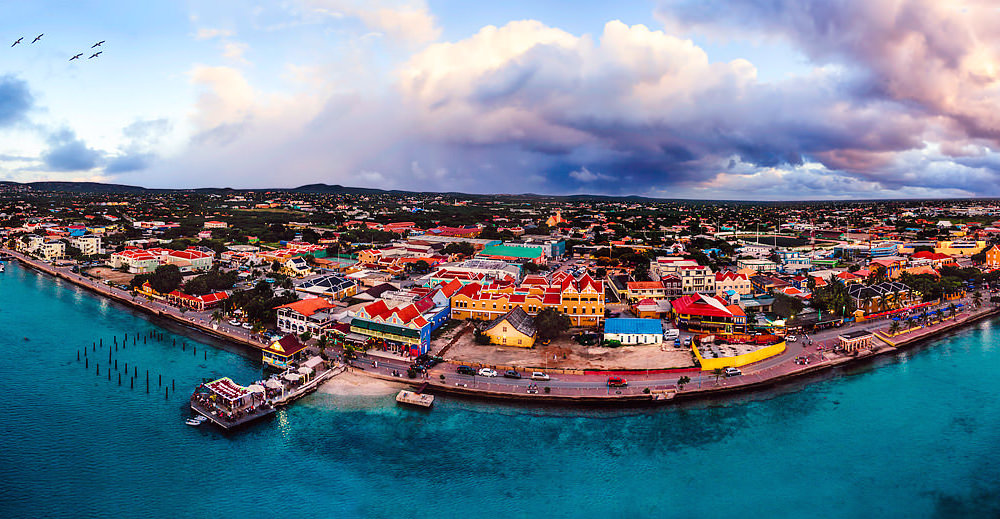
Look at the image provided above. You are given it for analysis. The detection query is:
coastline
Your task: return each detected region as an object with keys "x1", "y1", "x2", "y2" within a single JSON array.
[
  {"x1": 4, "y1": 250, "x2": 268, "y2": 357},
  {"x1": 7, "y1": 249, "x2": 998, "y2": 407}
]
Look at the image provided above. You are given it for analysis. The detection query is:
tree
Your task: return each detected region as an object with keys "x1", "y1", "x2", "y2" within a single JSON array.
[
  {"x1": 889, "y1": 320, "x2": 901, "y2": 336},
  {"x1": 712, "y1": 367, "x2": 725, "y2": 385},
  {"x1": 973, "y1": 291, "x2": 983, "y2": 308},
  {"x1": 148, "y1": 264, "x2": 182, "y2": 294},
  {"x1": 300, "y1": 331, "x2": 312, "y2": 342},
  {"x1": 535, "y1": 308, "x2": 571, "y2": 341},
  {"x1": 677, "y1": 375, "x2": 691, "y2": 390}
]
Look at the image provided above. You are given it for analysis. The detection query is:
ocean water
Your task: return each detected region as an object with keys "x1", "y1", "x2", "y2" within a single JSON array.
[{"x1": 2, "y1": 260, "x2": 999, "y2": 519}]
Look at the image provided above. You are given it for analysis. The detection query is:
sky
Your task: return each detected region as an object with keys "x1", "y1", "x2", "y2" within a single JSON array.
[{"x1": 2, "y1": 0, "x2": 1000, "y2": 200}]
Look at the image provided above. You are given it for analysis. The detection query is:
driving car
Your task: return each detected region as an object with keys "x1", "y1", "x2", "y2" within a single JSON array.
[
  {"x1": 503, "y1": 370, "x2": 522, "y2": 379},
  {"x1": 457, "y1": 365, "x2": 476, "y2": 375},
  {"x1": 786, "y1": 335, "x2": 798, "y2": 342},
  {"x1": 607, "y1": 376, "x2": 628, "y2": 387},
  {"x1": 724, "y1": 367, "x2": 742, "y2": 377},
  {"x1": 531, "y1": 371, "x2": 550, "y2": 381},
  {"x1": 478, "y1": 368, "x2": 498, "y2": 377}
]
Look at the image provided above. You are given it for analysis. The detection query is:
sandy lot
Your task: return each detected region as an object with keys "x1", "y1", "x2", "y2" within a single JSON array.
[
  {"x1": 85, "y1": 267, "x2": 134, "y2": 285},
  {"x1": 445, "y1": 330, "x2": 697, "y2": 370},
  {"x1": 318, "y1": 371, "x2": 405, "y2": 396}
]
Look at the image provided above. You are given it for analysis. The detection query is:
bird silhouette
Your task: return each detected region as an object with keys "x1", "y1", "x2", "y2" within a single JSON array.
[
  {"x1": 88, "y1": 51, "x2": 101, "y2": 59},
  {"x1": 31, "y1": 34, "x2": 43, "y2": 43},
  {"x1": 11, "y1": 37, "x2": 23, "y2": 47},
  {"x1": 91, "y1": 41, "x2": 104, "y2": 48},
  {"x1": 69, "y1": 53, "x2": 83, "y2": 61}
]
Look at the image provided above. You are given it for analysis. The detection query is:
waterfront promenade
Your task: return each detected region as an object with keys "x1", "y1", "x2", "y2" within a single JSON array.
[{"x1": 8, "y1": 248, "x2": 998, "y2": 406}]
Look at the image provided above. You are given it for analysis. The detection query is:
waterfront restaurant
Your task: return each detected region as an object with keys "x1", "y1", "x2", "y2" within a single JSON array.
[
  {"x1": 193, "y1": 377, "x2": 264, "y2": 419},
  {"x1": 262, "y1": 334, "x2": 310, "y2": 370},
  {"x1": 837, "y1": 330, "x2": 875, "y2": 353}
]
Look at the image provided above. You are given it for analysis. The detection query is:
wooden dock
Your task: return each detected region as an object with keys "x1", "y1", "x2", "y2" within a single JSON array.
[{"x1": 190, "y1": 398, "x2": 275, "y2": 430}]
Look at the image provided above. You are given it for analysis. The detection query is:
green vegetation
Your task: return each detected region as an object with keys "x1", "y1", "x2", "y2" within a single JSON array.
[
  {"x1": 226, "y1": 281, "x2": 298, "y2": 326},
  {"x1": 535, "y1": 307, "x2": 571, "y2": 341},
  {"x1": 184, "y1": 267, "x2": 238, "y2": 295},
  {"x1": 130, "y1": 264, "x2": 183, "y2": 294},
  {"x1": 810, "y1": 276, "x2": 856, "y2": 316}
]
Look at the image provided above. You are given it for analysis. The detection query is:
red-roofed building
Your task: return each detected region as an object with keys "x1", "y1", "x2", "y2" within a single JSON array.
[
  {"x1": 451, "y1": 272, "x2": 605, "y2": 327},
  {"x1": 350, "y1": 284, "x2": 454, "y2": 355},
  {"x1": 671, "y1": 293, "x2": 747, "y2": 334},
  {"x1": 166, "y1": 290, "x2": 229, "y2": 312},
  {"x1": 262, "y1": 334, "x2": 310, "y2": 369}
]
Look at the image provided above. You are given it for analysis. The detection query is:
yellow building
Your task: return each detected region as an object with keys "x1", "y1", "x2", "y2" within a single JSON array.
[
  {"x1": 481, "y1": 308, "x2": 536, "y2": 348},
  {"x1": 452, "y1": 272, "x2": 605, "y2": 327},
  {"x1": 935, "y1": 240, "x2": 986, "y2": 257},
  {"x1": 984, "y1": 244, "x2": 1000, "y2": 268}
]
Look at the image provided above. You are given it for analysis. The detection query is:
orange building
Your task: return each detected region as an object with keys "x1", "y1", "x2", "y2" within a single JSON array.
[{"x1": 451, "y1": 272, "x2": 605, "y2": 327}]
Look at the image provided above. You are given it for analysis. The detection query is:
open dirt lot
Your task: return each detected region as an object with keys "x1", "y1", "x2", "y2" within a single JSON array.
[
  {"x1": 443, "y1": 328, "x2": 697, "y2": 370},
  {"x1": 85, "y1": 267, "x2": 134, "y2": 285}
]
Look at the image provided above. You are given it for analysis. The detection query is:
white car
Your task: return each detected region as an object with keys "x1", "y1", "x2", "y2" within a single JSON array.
[
  {"x1": 229, "y1": 319, "x2": 240, "y2": 326},
  {"x1": 531, "y1": 371, "x2": 550, "y2": 381},
  {"x1": 241, "y1": 322, "x2": 253, "y2": 330},
  {"x1": 786, "y1": 335, "x2": 798, "y2": 342},
  {"x1": 478, "y1": 368, "x2": 498, "y2": 377}
]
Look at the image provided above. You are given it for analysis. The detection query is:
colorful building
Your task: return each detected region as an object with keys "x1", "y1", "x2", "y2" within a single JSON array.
[
  {"x1": 481, "y1": 307, "x2": 537, "y2": 348},
  {"x1": 671, "y1": 293, "x2": 747, "y2": 334},
  {"x1": 451, "y1": 272, "x2": 605, "y2": 327},
  {"x1": 603, "y1": 318, "x2": 663, "y2": 345},
  {"x1": 350, "y1": 285, "x2": 455, "y2": 356},
  {"x1": 262, "y1": 335, "x2": 310, "y2": 370}
]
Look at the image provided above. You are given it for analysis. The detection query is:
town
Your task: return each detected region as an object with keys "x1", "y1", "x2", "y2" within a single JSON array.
[{"x1": 4, "y1": 182, "x2": 1000, "y2": 417}]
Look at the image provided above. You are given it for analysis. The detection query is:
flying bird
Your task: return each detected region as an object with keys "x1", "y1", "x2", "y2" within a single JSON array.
[
  {"x1": 88, "y1": 51, "x2": 101, "y2": 59},
  {"x1": 31, "y1": 34, "x2": 42, "y2": 43},
  {"x1": 69, "y1": 53, "x2": 82, "y2": 61},
  {"x1": 11, "y1": 37, "x2": 22, "y2": 47},
  {"x1": 91, "y1": 40, "x2": 104, "y2": 48}
]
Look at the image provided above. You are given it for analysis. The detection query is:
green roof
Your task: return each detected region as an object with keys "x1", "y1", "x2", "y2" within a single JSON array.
[{"x1": 478, "y1": 245, "x2": 542, "y2": 259}]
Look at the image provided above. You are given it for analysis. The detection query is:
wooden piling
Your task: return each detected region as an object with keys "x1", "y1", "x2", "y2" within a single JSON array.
[
  {"x1": 158, "y1": 374, "x2": 161, "y2": 387},
  {"x1": 96, "y1": 364, "x2": 99, "y2": 375},
  {"x1": 114, "y1": 359, "x2": 117, "y2": 370},
  {"x1": 86, "y1": 358, "x2": 89, "y2": 368},
  {"x1": 118, "y1": 373, "x2": 121, "y2": 385}
]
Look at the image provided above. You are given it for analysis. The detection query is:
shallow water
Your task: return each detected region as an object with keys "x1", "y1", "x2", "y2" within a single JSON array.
[{"x1": 2, "y1": 260, "x2": 999, "y2": 519}]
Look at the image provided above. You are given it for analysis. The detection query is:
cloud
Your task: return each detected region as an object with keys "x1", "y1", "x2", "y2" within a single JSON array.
[
  {"x1": 568, "y1": 167, "x2": 613, "y2": 182},
  {"x1": 132, "y1": 9, "x2": 1000, "y2": 199},
  {"x1": 222, "y1": 42, "x2": 250, "y2": 63},
  {"x1": 302, "y1": 0, "x2": 440, "y2": 45},
  {"x1": 0, "y1": 75, "x2": 33, "y2": 127},
  {"x1": 42, "y1": 128, "x2": 102, "y2": 172},
  {"x1": 194, "y1": 28, "x2": 234, "y2": 40},
  {"x1": 104, "y1": 118, "x2": 172, "y2": 174}
]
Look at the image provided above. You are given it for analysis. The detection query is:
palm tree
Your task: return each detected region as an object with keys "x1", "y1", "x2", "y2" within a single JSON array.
[
  {"x1": 677, "y1": 376, "x2": 691, "y2": 390},
  {"x1": 973, "y1": 291, "x2": 983, "y2": 308},
  {"x1": 949, "y1": 303, "x2": 957, "y2": 319},
  {"x1": 210, "y1": 310, "x2": 223, "y2": 324},
  {"x1": 889, "y1": 320, "x2": 901, "y2": 336},
  {"x1": 712, "y1": 367, "x2": 725, "y2": 385}
]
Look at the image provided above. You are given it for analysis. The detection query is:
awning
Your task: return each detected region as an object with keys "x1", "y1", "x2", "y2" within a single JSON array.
[
  {"x1": 284, "y1": 373, "x2": 301, "y2": 382},
  {"x1": 247, "y1": 384, "x2": 265, "y2": 393},
  {"x1": 297, "y1": 366, "x2": 313, "y2": 375},
  {"x1": 265, "y1": 379, "x2": 282, "y2": 389}
]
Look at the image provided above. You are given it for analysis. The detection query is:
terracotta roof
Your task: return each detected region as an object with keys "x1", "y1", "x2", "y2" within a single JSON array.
[{"x1": 275, "y1": 297, "x2": 336, "y2": 317}]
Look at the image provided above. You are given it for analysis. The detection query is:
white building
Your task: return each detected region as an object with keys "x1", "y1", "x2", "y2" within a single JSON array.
[{"x1": 70, "y1": 235, "x2": 102, "y2": 256}]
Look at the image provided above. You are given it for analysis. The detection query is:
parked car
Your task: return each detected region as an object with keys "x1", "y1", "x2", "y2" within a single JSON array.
[
  {"x1": 786, "y1": 335, "x2": 798, "y2": 342},
  {"x1": 478, "y1": 368, "x2": 498, "y2": 377},
  {"x1": 724, "y1": 367, "x2": 742, "y2": 377},
  {"x1": 607, "y1": 376, "x2": 628, "y2": 387},
  {"x1": 531, "y1": 371, "x2": 550, "y2": 381},
  {"x1": 503, "y1": 370, "x2": 522, "y2": 379},
  {"x1": 683, "y1": 337, "x2": 692, "y2": 346},
  {"x1": 241, "y1": 323, "x2": 253, "y2": 330},
  {"x1": 674, "y1": 338, "x2": 682, "y2": 346},
  {"x1": 457, "y1": 365, "x2": 476, "y2": 376},
  {"x1": 229, "y1": 319, "x2": 240, "y2": 326}
]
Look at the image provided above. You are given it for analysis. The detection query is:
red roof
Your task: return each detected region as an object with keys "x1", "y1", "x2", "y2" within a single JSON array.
[{"x1": 671, "y1": 294, "x2": 737, "y2": 318}]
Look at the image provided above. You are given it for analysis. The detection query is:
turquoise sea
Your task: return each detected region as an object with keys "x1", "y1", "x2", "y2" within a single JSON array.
[{"x1": 2, "y1": 260, "x2": 999, "y2": 519}]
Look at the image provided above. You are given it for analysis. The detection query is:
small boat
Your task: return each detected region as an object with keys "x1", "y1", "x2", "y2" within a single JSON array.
[{"x1": 185, "y1": 416, "x2": 208, "y2": 426}]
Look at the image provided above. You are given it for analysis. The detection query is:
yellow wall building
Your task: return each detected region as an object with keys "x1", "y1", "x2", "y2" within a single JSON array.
[
  {"x1": 481, "y1": 308, "x2": 536, "y2": 348},
  {"x1": 935, "y1": 240, "x2": 986, "y2": 256}
]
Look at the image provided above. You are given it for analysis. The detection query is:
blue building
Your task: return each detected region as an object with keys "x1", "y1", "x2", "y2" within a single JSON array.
[{"x1": 603, "y1": 318, "x2": 664, "y2": 345}]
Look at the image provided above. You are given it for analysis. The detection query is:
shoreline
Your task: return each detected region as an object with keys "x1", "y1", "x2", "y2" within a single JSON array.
[{"x1": 7, "y1": 250, "x2": 998, "y2": 407}]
